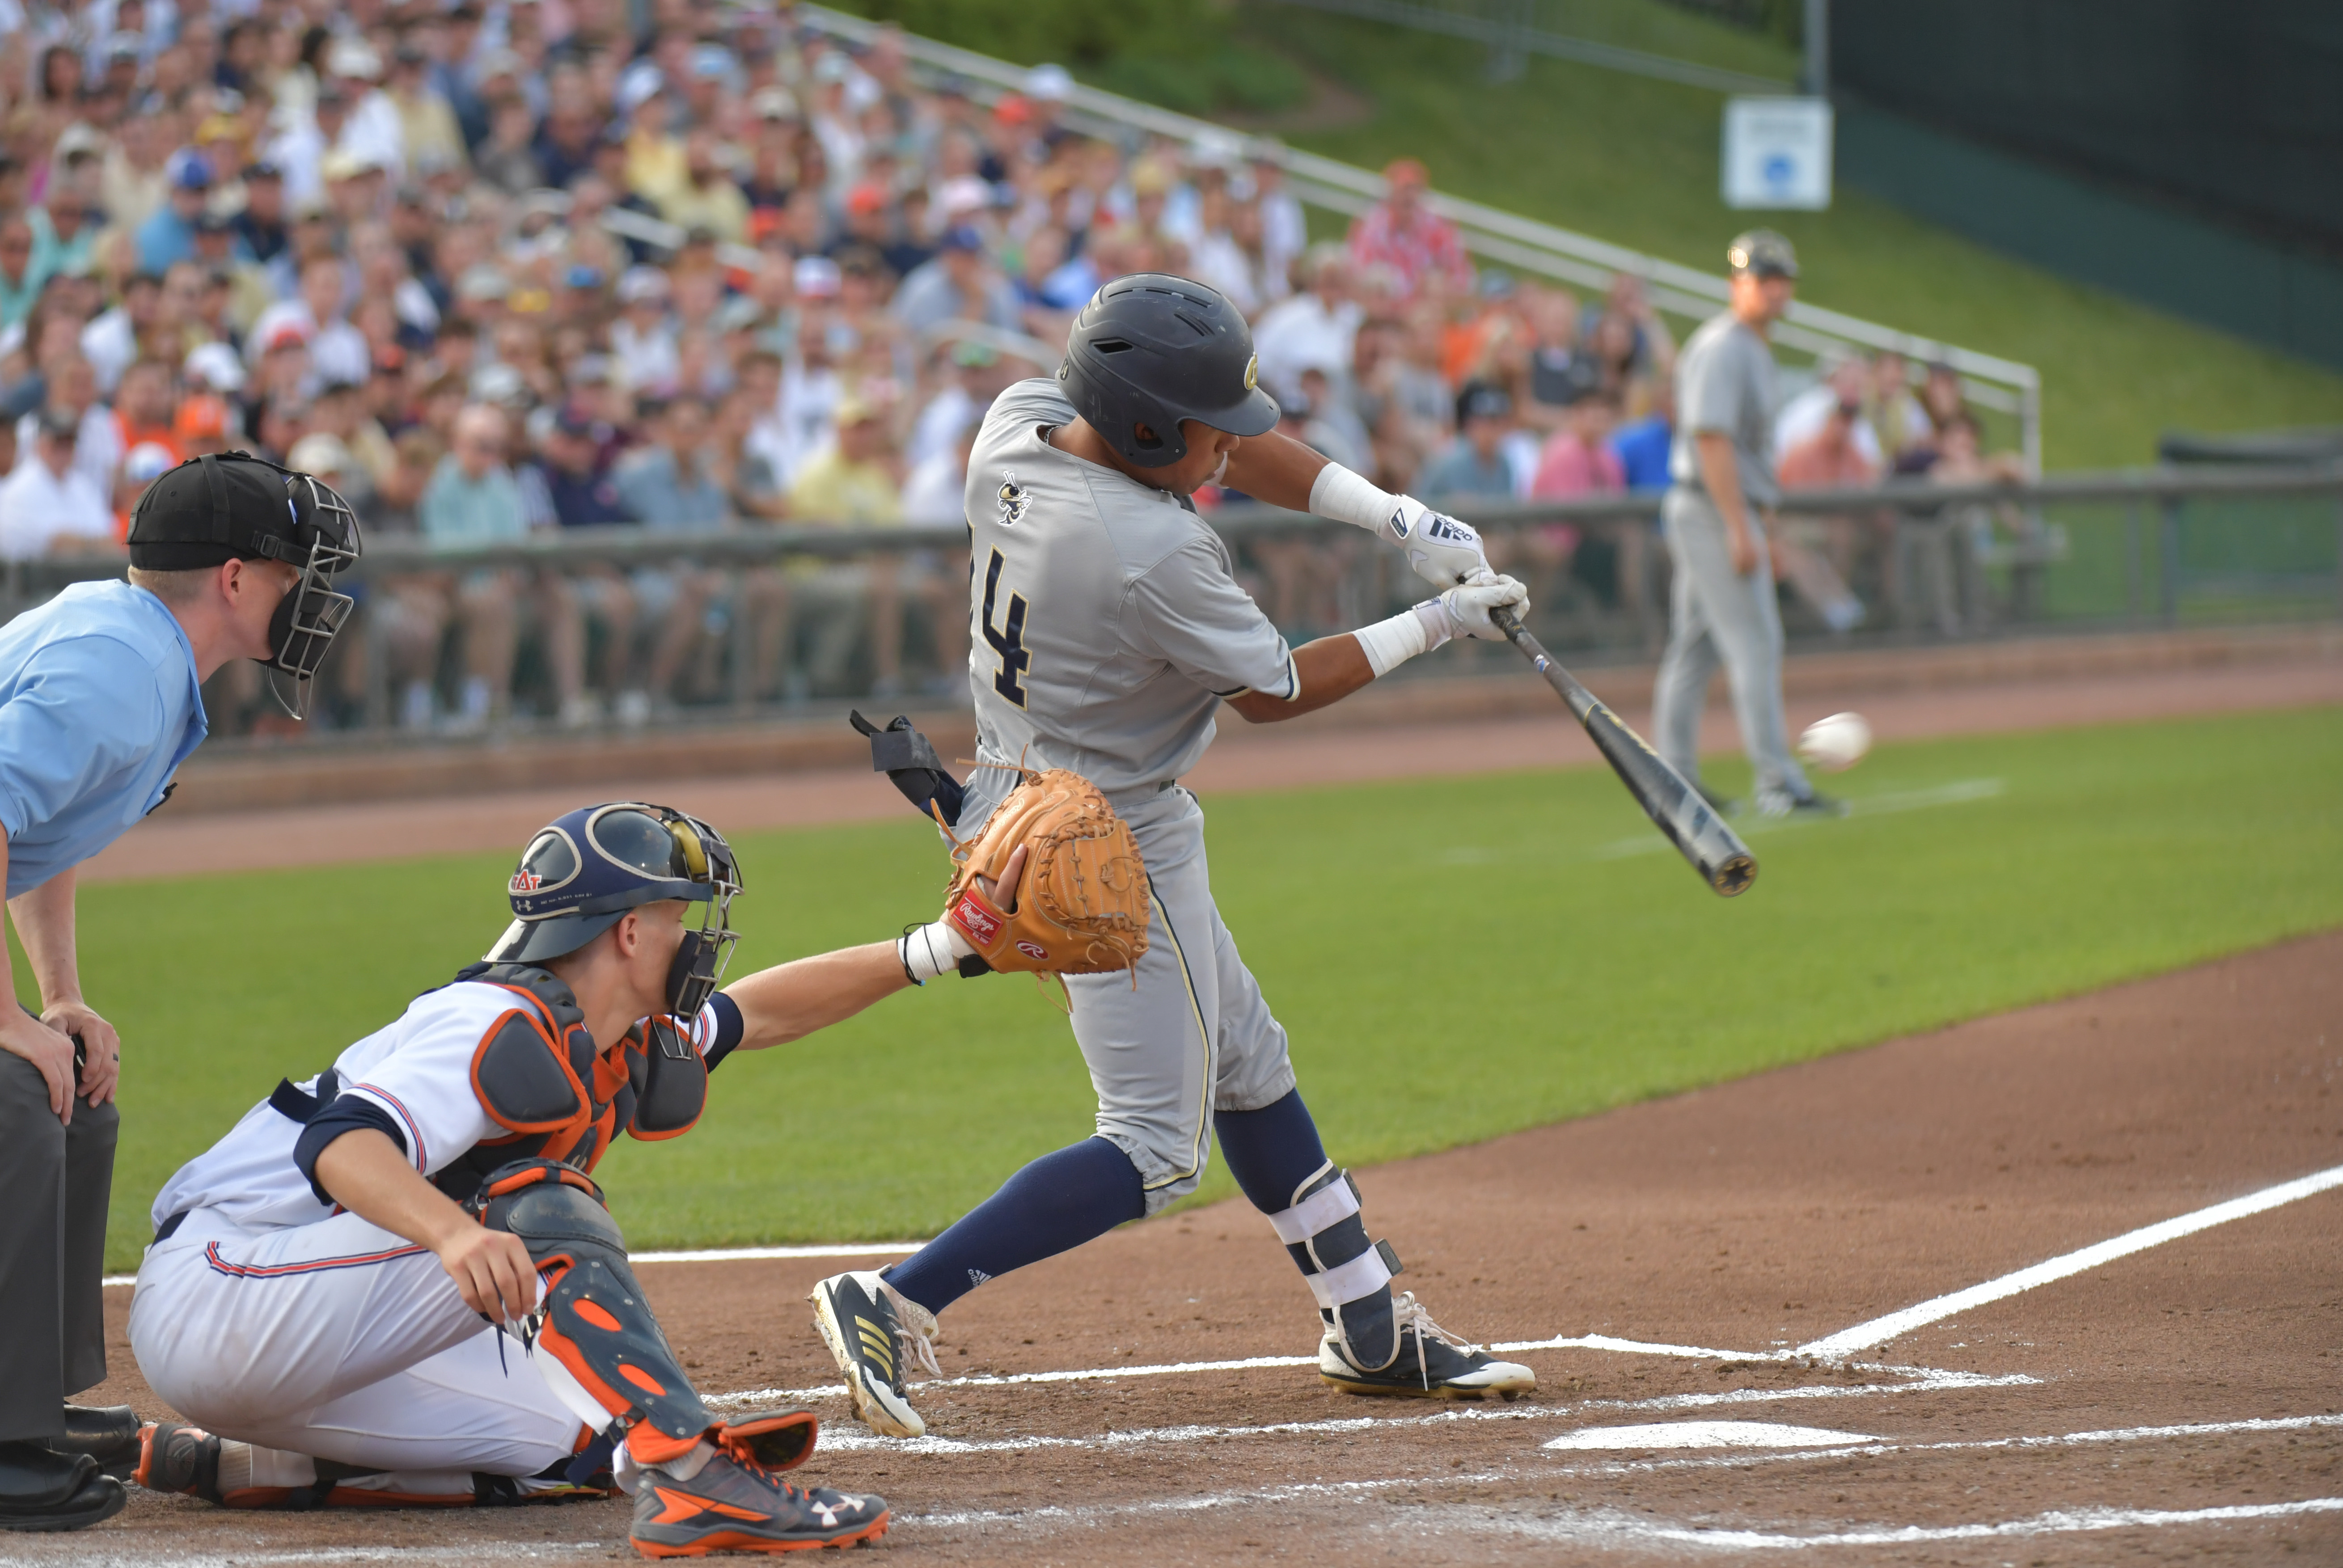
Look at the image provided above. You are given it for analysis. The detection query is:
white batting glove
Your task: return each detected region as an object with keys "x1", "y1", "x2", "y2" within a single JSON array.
[
  {"x1": 1431, "y1": 572, "x2": 1529, "y2": 641},
  {"x1": 1389, "y1": 496, "x2": 1493, "y2": 588}
]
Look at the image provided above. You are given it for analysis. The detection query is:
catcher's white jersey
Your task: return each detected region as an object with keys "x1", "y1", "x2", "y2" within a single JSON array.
[{"x1": 961, "y1": 378, "x2": 1296, "y2": 796}]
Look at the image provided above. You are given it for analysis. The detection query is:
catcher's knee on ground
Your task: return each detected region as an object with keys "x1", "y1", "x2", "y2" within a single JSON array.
[{"x1": 474, "y1": 1160, "x2": 713, "y2": 1459}]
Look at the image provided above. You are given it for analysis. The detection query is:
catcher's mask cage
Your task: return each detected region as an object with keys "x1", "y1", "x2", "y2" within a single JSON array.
[
  {"x1": 127, "y1": 452, "x2": 364, "y2": 720},
  {"x1": 488, "y1": 802, "x2": 744, "y2": 1018},
  {"x1": 1057, "y1": 272, "x2": 1279, "y2": 469}
]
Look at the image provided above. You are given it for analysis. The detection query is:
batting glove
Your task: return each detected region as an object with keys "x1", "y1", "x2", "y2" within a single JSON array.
[
  {"x1": 1387, "y1": 496, "x2": 1493, "y2": 589},
  {"x1": 1432, "y1": 571, "x2": 1529, "y2": 641}
]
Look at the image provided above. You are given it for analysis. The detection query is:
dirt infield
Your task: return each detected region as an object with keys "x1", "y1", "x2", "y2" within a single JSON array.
[
  {"x1": 80, "y1": 647, "x2": 2343, "y2": 884},
  {"x1": 26, "y1": 930, "x2": 2340, "y2": 1564}
]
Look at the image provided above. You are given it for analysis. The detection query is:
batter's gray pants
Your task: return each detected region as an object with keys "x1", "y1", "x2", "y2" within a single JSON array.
[
  {"x1": 957, "y1": 780, "x2": 1298, "y2": 1216},
  {"x1": 0, "y1": 1052, "x2": 117, "y2": 1441},
  {"x1": 1652, "y1": 488, "x2": 1811, "y2": 799}
]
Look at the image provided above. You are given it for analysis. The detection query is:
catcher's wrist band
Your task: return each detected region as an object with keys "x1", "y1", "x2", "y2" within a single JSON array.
[
  {"x1": 1351, "y1": 600, "x2": 1452, "y2": 678},
  {"x1": 899, "y1": 920, "x2": 968, "y2": 985},
  {"x1": 1308, "y1": 462, "x2": 1404, "y2": 541}
]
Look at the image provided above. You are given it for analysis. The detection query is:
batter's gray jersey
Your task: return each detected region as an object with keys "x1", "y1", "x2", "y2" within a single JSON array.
[
  {"x1": 960, "y1": 378, "x2": 1297, "y2": 796},
  {"x1": 1668, "y1": 310, "x2": 1781, "y2": 508},
  {"x1": 955, "y1": 377, "x2": 1302, "y2": 1212}
]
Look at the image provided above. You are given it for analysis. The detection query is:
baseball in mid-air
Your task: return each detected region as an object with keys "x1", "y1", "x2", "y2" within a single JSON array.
[{"x1": 1798, "y1": 711, "x2": 1873, "y2": 773}]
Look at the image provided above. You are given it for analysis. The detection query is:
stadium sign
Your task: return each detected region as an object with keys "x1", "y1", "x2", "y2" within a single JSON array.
[{"x1": 1723, "y1": 96, "x2": 1835, "y2": 211}]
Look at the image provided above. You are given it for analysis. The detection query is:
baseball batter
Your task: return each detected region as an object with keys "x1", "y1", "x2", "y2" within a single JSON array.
[
  {"x1": 812, "y1": 274, "x2": 1538, "y2": 1437},
  {"x1": 127, "y1": 801, "x2": 1019, "y2": 1555}
]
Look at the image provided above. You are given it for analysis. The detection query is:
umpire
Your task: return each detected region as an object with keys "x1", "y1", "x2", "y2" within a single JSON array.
[
  {"x1": 0, "y1": 453, "x2": 357, "y2": 1531},
  {"x1": 1651, "y1": 230, "x2": 1841, "y2": 817}
]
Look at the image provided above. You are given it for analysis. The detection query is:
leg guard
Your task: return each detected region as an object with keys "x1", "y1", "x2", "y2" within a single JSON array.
[
  {"x1": 1267, "y1": 1160, "x2": 1403, "y2": 1372},
  {"x1": 474, "y1": 1161, "x2": 713, "y2": 1457}
]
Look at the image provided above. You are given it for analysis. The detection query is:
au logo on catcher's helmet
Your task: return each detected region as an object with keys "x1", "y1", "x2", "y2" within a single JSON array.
[{"x1": 997, "y1": 473, "x2": 1029, "y2": 527}]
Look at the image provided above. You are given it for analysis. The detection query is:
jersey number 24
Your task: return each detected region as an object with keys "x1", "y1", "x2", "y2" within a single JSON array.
[{"x1": 981, "y1": 548, "x2": 1030, "y2": 708}]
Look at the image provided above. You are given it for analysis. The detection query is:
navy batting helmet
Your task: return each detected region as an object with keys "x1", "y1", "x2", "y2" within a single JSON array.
[
  {"x1": 1057, "y1": 273, "x2": 1279, "y2": 468},
  {"x1": 488, "y1": 802, "x2": 744, "y2": 1016}
]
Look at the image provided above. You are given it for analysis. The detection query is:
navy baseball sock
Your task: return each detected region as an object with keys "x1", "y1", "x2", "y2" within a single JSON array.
[
  {"x1": 884, "y1": 1137, "x2": 1145, "y2": 1315},
  {"x1": 1214, "y1": 1089, "x2": 1331, "y2": 1214}
]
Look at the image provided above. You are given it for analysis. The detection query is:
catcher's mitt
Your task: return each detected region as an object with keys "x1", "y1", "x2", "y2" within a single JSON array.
[{"x1": 941, "y1": 767, "x2": 1149, "y2": 981}]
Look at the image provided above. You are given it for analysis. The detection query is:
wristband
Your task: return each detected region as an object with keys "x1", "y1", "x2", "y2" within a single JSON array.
[
  {"x1": 899, "y1": 919, "x2": 972, "y2": 985},
  {"x1": 1308, "y1": 463, "x2": 1404, "y2": 541},
  {"x1": 1350, "y1": 599, "x2": 1454, "y2": 678}
]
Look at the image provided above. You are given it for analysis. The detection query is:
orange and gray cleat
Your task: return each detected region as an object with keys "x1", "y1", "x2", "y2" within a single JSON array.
[{"x1": 629, "y1": 1430, "x2": 886, "y2": 1558}]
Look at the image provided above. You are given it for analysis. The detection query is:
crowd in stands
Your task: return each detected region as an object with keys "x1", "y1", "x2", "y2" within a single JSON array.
[{"x1": 0, "y1": 0, "x2": 2024, "y2": 735}]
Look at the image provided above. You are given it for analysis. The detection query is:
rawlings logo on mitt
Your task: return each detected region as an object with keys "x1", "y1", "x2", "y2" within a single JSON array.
[{"x1": 941, "y1": 767, "x2": 1149, "y2": 983}]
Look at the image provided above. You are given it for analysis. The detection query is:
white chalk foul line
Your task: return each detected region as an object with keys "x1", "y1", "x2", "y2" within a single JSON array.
[
  {"x1": 1459, "y1": 1497, "x2": 2343, "y2": 1552},
  {"x1": 1802, "y1": 1160, "x2": 2343, "y2": 1359},
  {"x1": 100, "y1": 1238, "x2": 923, "y2": 1288},
  {"x1": 718, "y1": 1369, "x2": 2035, "y2": 1451},
  {"x1": 1543, "y1": 1411, "x2": 2343, "y2": 1467}
]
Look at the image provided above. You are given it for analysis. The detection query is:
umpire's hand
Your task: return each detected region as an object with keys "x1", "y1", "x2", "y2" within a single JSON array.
[
  {"x1": 48, "y1": 999, "x2": 120, "y2": 1111},
  {"x1": 1, "y1": 1008, "x2": 83, "y2": 1122}
]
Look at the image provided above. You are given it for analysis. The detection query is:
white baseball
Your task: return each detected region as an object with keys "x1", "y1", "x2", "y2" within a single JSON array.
[{"x1": 1797, "y1": 711, "x2": 1873, "y2": 773}]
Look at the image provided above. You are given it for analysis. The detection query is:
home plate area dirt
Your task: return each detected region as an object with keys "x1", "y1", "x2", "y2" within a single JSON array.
[{"x1": 39, "y1": 932, "x2": 2343, "y2": 1565}]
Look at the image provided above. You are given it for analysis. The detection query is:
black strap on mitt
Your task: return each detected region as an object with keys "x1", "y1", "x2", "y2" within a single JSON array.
[{"x1": 850, "y1": 710, "x2": 964, "y2": 828}]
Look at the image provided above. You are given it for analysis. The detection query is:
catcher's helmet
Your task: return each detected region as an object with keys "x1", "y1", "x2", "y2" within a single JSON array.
[
  {"x1": 488, "y1": 802, "x2": 744, "y2": 1017},
  {"x1": 1057, "y1": 273, "x2": 1279, "y2": 468}
]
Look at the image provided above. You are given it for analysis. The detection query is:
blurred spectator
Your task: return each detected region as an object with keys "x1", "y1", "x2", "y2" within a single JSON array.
[
  {"x1": 1253, "y1": 245, "x2": 1359, "y2": 406},
  {"x1": 1531, "y1": 382, "x2": 1624, "y2": 499},
  {"x1": 1775, "y1": 392, "x2": 1876, "y2": 634},
  {"x1": 1775, "y1": 352, "x2": 1882, "y2": 471},
  {"x1": 1610, "y1": 381, "x2": 1675, "y2": 492},
  {"x1": 0, "y1": 406, "x2": 115, "y2": 559},
  {"x1": 893, "y1": 225, "x2": 1020, "y2": 334},
  {"x1": 613, "y1": 394, "x2": 732, "y2": 709},
  {"x1": 135, "y1": 150, "x2": 216, "y2": 275},
  {"x1": 1417, "y1": 381, "x2": 1517, "y2": 501},
  {"x1": 1346, "y1": 158, "x2": 1471, "y2": 301},
  {"x1": 0, "y1": 216, "x2": 40, "y2": 328}
]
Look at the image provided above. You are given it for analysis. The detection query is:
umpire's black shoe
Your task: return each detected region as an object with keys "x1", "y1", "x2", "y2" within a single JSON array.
[
  {"x1": 47, "y1": 1405, "x2": 140, "y2": 1480},
  {"x1": 808, "y1": 1270, "x2": 939, "y2": 1439},
  {"x1": 1317, "y1": 1293, "x2": 1535, "y2": 1402},
  {"x1": 0, "y1": 1441, "x2": 126, "y2": 1532}
]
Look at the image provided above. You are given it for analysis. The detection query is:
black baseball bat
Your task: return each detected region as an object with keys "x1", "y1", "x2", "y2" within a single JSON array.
[{"x1": 1489, "y1": 606, "x2": 1756, "y2": 898}]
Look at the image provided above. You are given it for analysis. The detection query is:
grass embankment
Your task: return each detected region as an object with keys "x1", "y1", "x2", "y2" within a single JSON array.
[{"x1": 58, "y1": 705, "x2": 2343, "y2": 1269}]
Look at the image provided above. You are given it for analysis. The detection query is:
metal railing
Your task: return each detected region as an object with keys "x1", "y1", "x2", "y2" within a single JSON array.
[
  {"x1": 5, "y1": 465, "x2": 2335, "y2": 747},
  {"x1": 795, "y1": 5, "x2": 2045, "y2": 466}
]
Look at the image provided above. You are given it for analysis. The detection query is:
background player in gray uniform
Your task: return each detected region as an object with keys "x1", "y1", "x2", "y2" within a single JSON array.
[
  {"x1": 1651, "y1": 230, "x2": 1841, "y2": 817},
  {"x1": 812, "y1": 275, "x2": 1537, "y2": 1438}
]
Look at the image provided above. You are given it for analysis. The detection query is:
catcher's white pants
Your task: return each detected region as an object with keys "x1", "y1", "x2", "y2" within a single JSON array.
[
  {"x1": 130, "y1": 1208, "x2": 591, "y2": 1493},
  {"x1": 966, "y1": 781, "x2": 1298, "y2": 1214}
]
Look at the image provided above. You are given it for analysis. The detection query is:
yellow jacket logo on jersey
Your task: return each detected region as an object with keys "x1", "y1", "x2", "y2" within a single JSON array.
[{"x1": 998, "y1": 474, "x2": 1030, "y2": 527}]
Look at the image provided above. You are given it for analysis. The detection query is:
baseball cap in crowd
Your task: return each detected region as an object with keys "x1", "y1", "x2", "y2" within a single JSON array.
[
  {"x1": 951, "y1": 340, "x2": 1000, "y2": 370},
  {"x1": 845, "y1": 182, "x2": 888, "y2": 217},
  {"x1": 554, "y1": 404, "x2": 596, "y2": 437},
  {"x1": 286, "y1": 432, "x2": 355, "y2": 478},
  {"x1": 1456, "y1": 381, "x2": 1513, "y2": 424},
  {"x1": 244, "y1": 158, "x2": 283, "y2": 182},
  {"x1": 475, "y1": 363, "x2": 529, "y2": 407},
  {"x1": 121, "y1": 442, "x2": 177, "y2": 486},
  {"x1": 194, "y1": 211, "x2": 233, "y2": 237},
  {"x1": 562, "y1": 263, "x2": 606, "y2": 291},
  {"x1": 811, "y1": 52, "x2": 852, "y2": 85},
  {"x1": 1024, "y1": 63, "x2": 1074, "y2": 102},
  {"x1": 570, "y1": 353, "x2": 614, "y2": 385},
  {"x1": 53, "y1": 123, "x2": 104, "y2": 162},
  {"x1": 166, "y1": 148, "x2": 214, "y2": 191},
  {"x1": 262, "y1": 320, "x2": 311, "y2": 353},
  {"x1": 34, "y1": 405, "x2": 78, "y2": 442},
  {"x1": 1726, "y1": 228, "x2": 1798, "y2": 280},
  {"x1": 991, "y1": 93, "x2": 1032, "y2": 127},
  {"x1": 691, "y1": 42, "x2": 732, "y2": 80},
  {"x1": 792, "y1": 255, "x2": 841, "y2": 298},
  {"x1": 938, "y1": 225, "x2": 984, "y2": 255},
  {"x1": 749, "y1": 85, "x2": 798, "y2": 120},
  {"x1": 833, "y1": 394, "x2": 880, "y2": 427},
  {"x1": 1383, "y1": 157, "x2": 1430, "y2": 189},
  {"x1": 326, "y1": 37, "x2": 382, "y2": 80},
  {"x1": 458, "y1": 264, "x2": 513, "y2": 302},
  {"x1": 616, "y1": 265, "x2": 671, "y2": 304}
]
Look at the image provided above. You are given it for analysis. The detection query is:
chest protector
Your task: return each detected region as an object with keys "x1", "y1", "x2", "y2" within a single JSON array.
[{"x1": 429, "y1": 961, "x2": 707, "y2": 1204}]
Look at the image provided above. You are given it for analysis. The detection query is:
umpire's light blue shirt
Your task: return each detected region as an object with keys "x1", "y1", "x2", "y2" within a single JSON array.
[{"x1": 0, "y1": 581, "x2": 207, "y2": 897}]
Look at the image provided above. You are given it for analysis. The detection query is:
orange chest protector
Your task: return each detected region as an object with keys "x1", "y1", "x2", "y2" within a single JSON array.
[{"x1": 429, "y1": 961, "x2": 706, "y2": 1203}]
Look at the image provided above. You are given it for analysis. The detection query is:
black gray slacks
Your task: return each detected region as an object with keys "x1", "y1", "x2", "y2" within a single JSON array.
[{"x1": 0, "y1": 1052, "x2": 116, "y2": 1441}]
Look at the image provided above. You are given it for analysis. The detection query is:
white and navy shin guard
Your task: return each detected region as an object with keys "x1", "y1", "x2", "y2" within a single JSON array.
[{"x1": 1267, "y1": 1160, "x2": 1403, "y2": 1371}]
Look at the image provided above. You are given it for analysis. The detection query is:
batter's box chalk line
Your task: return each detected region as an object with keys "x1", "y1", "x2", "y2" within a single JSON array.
[{"x1": 1543, "y1": 1412, "x2": 2343, "y2": 1472}]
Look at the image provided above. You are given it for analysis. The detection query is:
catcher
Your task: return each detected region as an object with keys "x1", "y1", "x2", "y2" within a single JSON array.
[
  {"x1": 809, "y1": 274, "x2": 1537, "y2": 1442},
  {"x1": 127, "y1": 800, "x2": 1021, "y2": 1556}
]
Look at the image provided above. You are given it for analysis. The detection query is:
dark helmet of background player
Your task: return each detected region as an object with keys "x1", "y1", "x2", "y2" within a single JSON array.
[
  {"x1": 1726, "y1": 228, "x2": 1799, "y2": 280},
  {"x1": 1057, "y1": 272, "x2": 1280, "y2": 468},
  {"x1": 488, "y1": 802, "x2": 745, "y2": 1018},
  {"x1": 127, "y1": 450, "x2": 363, "y2": 718}
]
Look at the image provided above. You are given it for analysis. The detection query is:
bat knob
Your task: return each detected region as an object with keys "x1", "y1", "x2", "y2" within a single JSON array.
[{"x1": 1710, "y1": 855, "x2": 1758, "y2": 897}]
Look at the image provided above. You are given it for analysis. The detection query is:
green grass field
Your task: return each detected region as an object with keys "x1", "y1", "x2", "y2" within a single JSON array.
[{"x1": 50, "y1": 704, "x2": 2343, "y2": 1271}]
